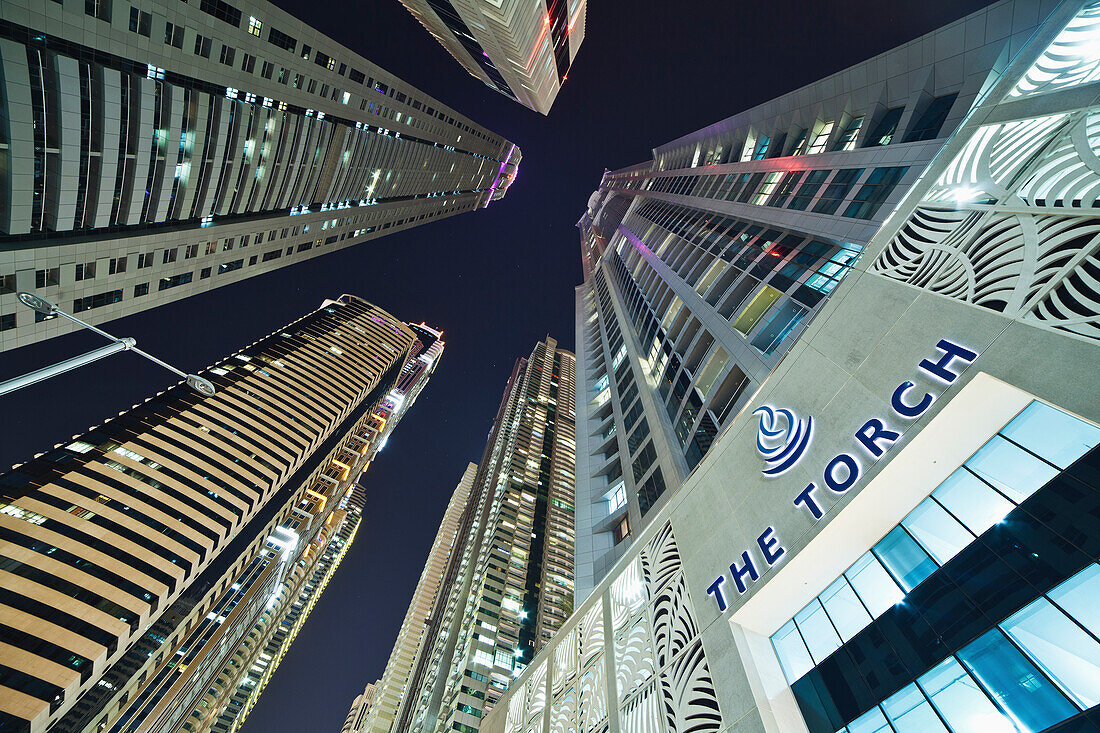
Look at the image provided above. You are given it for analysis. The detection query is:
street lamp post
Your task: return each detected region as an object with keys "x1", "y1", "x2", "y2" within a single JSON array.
[{"x1": 0, "y1": 292, "x2": 215, "y2": 398}]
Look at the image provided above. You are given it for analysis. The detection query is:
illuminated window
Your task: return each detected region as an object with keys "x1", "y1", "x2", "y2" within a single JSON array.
[
  {"x1": 833, "y1": 116, "x2": 864, "y2": 151},
  {"x1": 248, "y1": 16, "x2": 262, "y2": 35},
  {"x1": 806, "y1": 121, "x2": 834, "y2": 154},
  {"x1": 751, "y1": 134, "x2": 771, "y2": 160},
  {"x1": 607, "y1": 481, "x2": 626, "y2": 515}
]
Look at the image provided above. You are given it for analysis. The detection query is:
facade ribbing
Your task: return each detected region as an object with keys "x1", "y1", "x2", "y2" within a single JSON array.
[
  {"x1": 0, "y1": 0, "x2": 518, "y2": 351},
  {"x1": 569, "y1": 0, "x2": 1043, "y2": 598},
  {"x1": 485, "y1": 2, "x2": 1100, "y2": 733},
  {"x1": 393, "y1": 338, "x2": 576, "y2": 733},
  {"x1": 396, "y1": 0, "x2": 585, "y2": 115},
  {"x1": 355, "y1": 462, "x2": 477, "y2": 733},
  {"x1": 0, "y1": 295, "x2": 438, "y2": 733}
]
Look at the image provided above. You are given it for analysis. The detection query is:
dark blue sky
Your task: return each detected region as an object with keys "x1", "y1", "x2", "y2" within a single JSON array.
[{"x1": 0, "y1": 0, "x2": 992, "y2": 730}]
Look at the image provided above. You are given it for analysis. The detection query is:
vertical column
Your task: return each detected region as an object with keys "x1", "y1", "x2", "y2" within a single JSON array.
[
  {"x1": 93, "y1": 67, "x2": 121, "y2": 229},
  {"x1": 0, "y1": 39, "x2": 33, "y2": 234},
  {"x1": 154, "y1": 85, "x2": 185, "y2": 223},
  {"x1": 125, "y1": 76, "x2": 155, "y2": 225},
  {"x1": 53, "y1": 54, "x2": 81, "y2": 231},
  {"x1": 197, "y1": 96, "x2": 230, "y2": 219}
]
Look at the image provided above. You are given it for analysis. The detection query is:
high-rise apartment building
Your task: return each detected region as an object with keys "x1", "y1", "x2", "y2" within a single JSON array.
[
  {"x1": 0, "y1": 295, "x2": 439, "y2": 733},
  {"x1": 341, "y1": 682, "x2": 378, "y2": 733},
  {"x1": 569, "y1": 0, "x2": 1030, "y2": 597},
  {"x1": 384, "y1": 338, "x2": 575, "y2": 733},
  {"x1": 190, "y1": 323, "x2": 444, "y2": 733},
  {"x1": 396, "y1": 0, "x2": 586, "y2": 115},
  {"x1": 352, "y1": 463, "x2": 477, "y2": 733},
  {"x1": 0, "y1": 0, "x2": 519, "y2": 351},
  {"x1": 484, "y1": 2, "x2": 1100, "y2": 733}
]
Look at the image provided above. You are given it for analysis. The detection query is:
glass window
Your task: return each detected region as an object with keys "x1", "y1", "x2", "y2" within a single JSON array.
[
  {"x1": 788, "y1": 169, "x2": 830, "y2": 211},
  {"x1": 1048, "y1": 564, "x2": 1100, "y2": 639},
  {"x1": 833, "y1": 116, "x2": 865, "y2": 151},
  {"x1": 1002, "y1": 595, "x2": 1100, "y2": 708},
  {"x1": 932, "y1": 468, "x2": 1015, "y2": 536},
  {"x1": 867, "y1": 107, "x2": 904, "y2": 147},
  {"x1": 772, "y1": 619, "x2": 813, "y2": 683},
  {"x1": 813, "y1": 169, "x2": 864, "y2": 215},
  {"x1": 1000, "y1": 401, "x2": 1100, "y2": 470},
  {"x1": 902, "y1": 499, "x2": 974, "y2": 565},
  {"x1": 793, "y1": 599, "x2": 842, "y2": 664},
  {"x1": 819, "y1": 577, "x2": 872, "y2": 642},
  {"x1": 694, "y1": 347, "x2": 729, "y2": 398},
  {"x1": 807, "y1": 121, "x2": 835, "y2": 154},
  {"x1": 750, "y1": 300, "x2": 807, "y2": 356},
  {"x1": 904, "y1": 94, "x2": 958, "y2": 143},
  {"x1": 882, "y1": 683, "x2": 949, "y2": 733},
  {"x1": 873, "y1": 527, "x2": 936, "y2": 592},
  {"x1": 845, "y1": 553, "x2": 903, "y2": 617},
  {"x1": 917, "y1": 657, "x2": 1015, "y2": 733},
  {"x1": 965, "y1": 436, "x2": 1059, "y2": 504},
  {"x1": 847, "y1": 706, "x2": 890, "y2": 733},
  {"x1": 957, "y1": 629, "x2": 1076, "y2": 732},
  {"x1": 637, "y1": 469, "x2": 666, "y2": 516},
  {"x1": 843, "y1": 166, "x2": 909, "y2": 220},
  {"x1": 607, "y1": 482, "x2": 626, "y2": 515},
  {"x1": 731, "y1": 285, "x2": 781, "y2": 335}
]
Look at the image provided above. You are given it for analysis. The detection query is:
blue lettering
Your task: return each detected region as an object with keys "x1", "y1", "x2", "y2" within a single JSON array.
[
  {"x1": 855, "y1": 418, "x2": 900, "y2": 457},
  {"x1": 793, "y1": 483, "x2": 824, "y2": 519},
  {"x1": 730, "y1": 551, "x2": 760, "y2": 594},
  {"x1": 919, "y1": 339, "x2": 978, "y2": 384},
  {"x1": 892, "y1": 380, "x2": 934, "y2": 418},
  {"x1": 707, "y1": 576, "x2": 728, "y2": 612},
  {"x1": 757, "y1": 527, "x2": 785, "y2": 565},
  {"x1": 824, "y1": 453, "x2": 860, "y2": 493}
]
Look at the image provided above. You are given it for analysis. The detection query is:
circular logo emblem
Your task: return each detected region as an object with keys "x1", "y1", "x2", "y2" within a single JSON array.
[{"x1": 752, "y1": 406, "x2": 813, "y2": 476}]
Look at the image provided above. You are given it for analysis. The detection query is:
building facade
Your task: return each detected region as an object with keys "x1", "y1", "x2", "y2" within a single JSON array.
[
  {"x1": 395, "y1": 0, "x2": 585, "y2": 115},
  {"x1": 485, "y1": 2, "x2": 1100, "y2": 733},
  {"x1": 184, "y1": 322, "x2": 444, "y2": 733},
  {"x1": 355, "y1": 462, "x2": 478, "y2": 733},
  {"x1": 0, "y1": 295, "x2": 439, "y2": 733},
  {"x1": 391, "y1": 338, "x2": 576, "y2": 733},
  {"x1": 570, "y1": 0, "x2": 1056, "y2": 599},
  {"x1": 0, "y1": 0, "x2": 519, "y2": 351},
  {"x1": 342, "y1": 682, "x2": 378, "y2": 733}
]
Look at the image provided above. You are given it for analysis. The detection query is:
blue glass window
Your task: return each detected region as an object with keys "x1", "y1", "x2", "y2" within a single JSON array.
[
  {"x1": 932, "y1": 468, "x2": 1014, "y2": 536},
  {"x1": 1048, "y1": 564, "x2": 1100, "y2": 643},
  {"x1": 1000, "y1": 401, "x2": 1100, "y2": 469},
  {"x1": 956, "y1": 629, "x2": 1076, "y2": 732},
  {"x1": 846, "y1": 706, "x2": 890, "y2": 733},
  {"x1": 881, "y1": 683, "x2": 948, "y2": 733},
  {"x1": 844, "y1": 553, "x2": 903, "y2": 617},
  {"x1": 773, "y1": 619, "x2": 813, "y2": 683},
  {"x1": 794, "y1": 600, "x2": 842, "y2": 664},
  {"x1": 1001, "y1": 594, "x2": 1100, "y2": 708},
  {"x1": 965, "y1": 435, "x2": 1058, "y2": 504},
  {"x1": 901, "y1": 499, "x2": 974, "y2": 565},
  {"x1": 916, "y1": 657, "x2": 1014, "y2": 733},
  {"x1": 873, "y1": 527, "x2": 936, "y2": 592},
  {"x1": 819, "y1": 577, "x2": 872, "y2": 642}
]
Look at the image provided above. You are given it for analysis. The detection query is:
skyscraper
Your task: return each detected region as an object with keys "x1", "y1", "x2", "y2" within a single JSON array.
[
  {"x1": 0, "y1": 0, "x2": 519, "y2": 351},
  {"x1": 0, "y1": 295, "x2": 439, "y2": 733},
  {"x1": 384, "y1": 338, "x2": 575, "y2": 733},
  {"x1": 341, "y1": 682, "x2": 378, "y2": 733},
  {"x1": 395, "y1": 0, "x2": 586, "y2": 115},
  {"x1": 184, "y1": 323, "x2": 444, "y2": 733},
  {"x1": 353, "y1": 463, "x2": 477, "y2": 733},
  {"x1": 569, "y1": 0, "x2": 1023, "y2": 598},
  {"x1": 483, "y1": 2, "x2": 1100, "y2": 733}
]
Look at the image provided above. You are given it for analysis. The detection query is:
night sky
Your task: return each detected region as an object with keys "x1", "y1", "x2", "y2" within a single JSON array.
[{"x1": 0, "y1": 0, "x2": 992, "y2": 730}]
